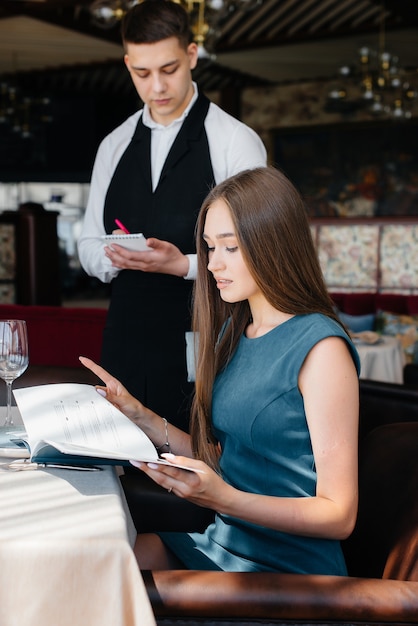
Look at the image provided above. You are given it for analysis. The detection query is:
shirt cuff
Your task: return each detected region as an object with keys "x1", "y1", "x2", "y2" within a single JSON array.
[
  {"x1": 104, "y1": 256, "x2": 121, "y2": 282},
  {"x1": 183, "y1": 254, "x2": 197, "y2": 280}
]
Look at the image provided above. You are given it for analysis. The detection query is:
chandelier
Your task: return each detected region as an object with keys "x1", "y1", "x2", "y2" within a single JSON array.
[
  {"x1": 326, "y1": 4, "x2": 417, "y2": 119},
  {"x1": 89, "y1": 0, "x2": 261, "y2": 58},
  {"x1": 0, "y1": 78, "x2": 52, "y2": 140}
]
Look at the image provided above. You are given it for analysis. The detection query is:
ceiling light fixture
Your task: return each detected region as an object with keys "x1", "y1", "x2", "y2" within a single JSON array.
[
  {"x1": 89, "y1": 0, "x2": 261, "y2": 59},
  {"x1": 89, "y1": 0, "x2": 137, "y2": 29},
  {"x1": 0, "y1": 83, "x2": 52, "y2": 138},
  {"x1": 0, "y1": 54, "x2": 52, "y2": 140},
  {"x1": 326, "y1": 2, "x2": 417, "y2": 119}
]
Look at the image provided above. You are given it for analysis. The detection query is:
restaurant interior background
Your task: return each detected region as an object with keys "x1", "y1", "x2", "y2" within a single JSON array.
[{"x1": 0, "y1": 0, "x2": 417, "y2": 305}]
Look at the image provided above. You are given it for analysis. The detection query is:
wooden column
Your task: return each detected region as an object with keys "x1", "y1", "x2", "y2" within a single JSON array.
[{"x1": 0, "y1": 204, "x2": 61, "y2": 305}]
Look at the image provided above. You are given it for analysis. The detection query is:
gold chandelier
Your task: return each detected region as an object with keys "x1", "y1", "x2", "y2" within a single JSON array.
[
  {"x1": 0, "y1": 83, "x2": 52, "y2": 138},
  {"x1": 0, "y1": 53, "x2": 52, "y2": 140},
  {"x1": 89, "y1": 0, "x2": 260, "y2": 58},
  {"x1": 326, "y1": 3, "x2": 417, "y2": 119}
]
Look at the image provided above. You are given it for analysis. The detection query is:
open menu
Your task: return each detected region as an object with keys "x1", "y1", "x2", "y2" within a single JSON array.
[{"x1": 12, "y1": 383, "x2": 199, "y2": 471}]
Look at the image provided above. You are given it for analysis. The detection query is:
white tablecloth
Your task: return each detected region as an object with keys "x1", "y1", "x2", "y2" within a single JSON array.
[
  {"x1": 0, "y1": 407, "x2": 155, "y2": 626},
  {"x1": 356, "y1": 336, "x2": 405, "y2": 384}
]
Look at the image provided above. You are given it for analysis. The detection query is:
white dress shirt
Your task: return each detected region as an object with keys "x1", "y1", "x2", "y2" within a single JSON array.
[{"x1": 78, "y1": 83, "x2": 267, "y2": 282}]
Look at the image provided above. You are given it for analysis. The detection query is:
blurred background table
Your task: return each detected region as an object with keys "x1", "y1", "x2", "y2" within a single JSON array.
[{"x1": 356, "y1": 336, "x2": 405, "y2": 384}]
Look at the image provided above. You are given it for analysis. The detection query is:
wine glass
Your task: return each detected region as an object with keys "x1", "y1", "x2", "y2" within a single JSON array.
[{"x1": 0, "y1": 320, "x2": 29, "y2": 428}]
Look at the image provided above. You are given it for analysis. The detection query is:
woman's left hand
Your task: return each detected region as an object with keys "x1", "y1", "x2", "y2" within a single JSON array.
[{"x1": 131, "y1": 454, "x2": 231, "y2": 511}]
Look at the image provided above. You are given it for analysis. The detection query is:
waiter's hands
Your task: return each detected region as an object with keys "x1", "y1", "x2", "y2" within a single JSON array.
[{"x1": 104, "y1": 234, "x2": 190, "y2": 277}]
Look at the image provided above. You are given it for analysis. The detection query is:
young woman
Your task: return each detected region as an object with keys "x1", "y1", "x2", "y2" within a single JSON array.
[{"x1": 81, "y1": 166, "x2": 360, "y2": 575}]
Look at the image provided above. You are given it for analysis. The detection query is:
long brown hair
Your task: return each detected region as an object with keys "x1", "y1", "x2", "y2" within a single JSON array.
[{"x1": 190, "y1": 166, "x2": 340, "y2": 469}]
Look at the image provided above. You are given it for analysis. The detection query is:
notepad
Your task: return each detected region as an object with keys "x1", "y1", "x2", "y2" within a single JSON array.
[{"x1": 101, "y1": 233, "x2": 152, "y2": 252}]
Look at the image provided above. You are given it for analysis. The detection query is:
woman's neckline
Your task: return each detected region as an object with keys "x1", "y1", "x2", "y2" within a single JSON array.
[{"x1": 244, "y1": 313, "x2": 296, "y2": 340}]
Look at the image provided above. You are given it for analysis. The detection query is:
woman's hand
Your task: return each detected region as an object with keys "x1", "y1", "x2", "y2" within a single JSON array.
[
  {"x1": 131, "y1": 454, "x2": 233, "y2": 512},
  {"x1": 79, "y1": 356, "x2": 149, "y2": 424},
  {"x1": 79, "y1": 356, "x2": 193, "y2": 456}
]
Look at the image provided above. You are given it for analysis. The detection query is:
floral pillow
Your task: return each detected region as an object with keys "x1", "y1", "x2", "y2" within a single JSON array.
[{"x1": 378, "y1": 311, "x2": 418, "y2": 364}]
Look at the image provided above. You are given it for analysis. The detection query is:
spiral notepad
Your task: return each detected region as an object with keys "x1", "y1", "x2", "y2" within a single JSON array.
[{"x1": 101, "y1": 233, "x2": 152, "y2": 252}]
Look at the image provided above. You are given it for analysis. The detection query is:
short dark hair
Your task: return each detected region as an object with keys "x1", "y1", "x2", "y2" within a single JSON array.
[{"x1": 121, "y1": 0, "x2": 193, "y2": 50}]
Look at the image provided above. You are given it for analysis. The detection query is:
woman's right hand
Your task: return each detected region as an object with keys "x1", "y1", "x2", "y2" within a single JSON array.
[
  {"x1": 80, "y1": 356, "x2": 192, "y2": 458},
  {"x1": 79, "y1": 356, "x2": 149, "y2": 424}
]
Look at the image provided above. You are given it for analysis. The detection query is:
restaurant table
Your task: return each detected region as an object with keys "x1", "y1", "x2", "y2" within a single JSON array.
[
  {"x1": 356, "y1": 335, "x2": 405, "y2": 384},
  {"x1": 0, "y1": 407, "x2": 156, "y2": 626}
]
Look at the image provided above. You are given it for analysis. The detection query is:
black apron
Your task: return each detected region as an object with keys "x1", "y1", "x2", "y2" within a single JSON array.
[{"x1": 102, "y1": 94, "x2": 215, "y2": 431}]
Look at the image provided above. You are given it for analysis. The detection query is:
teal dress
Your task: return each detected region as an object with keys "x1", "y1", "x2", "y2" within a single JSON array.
[{"x1": 158, "y1": 314, "x2": 360, "y2": 573}]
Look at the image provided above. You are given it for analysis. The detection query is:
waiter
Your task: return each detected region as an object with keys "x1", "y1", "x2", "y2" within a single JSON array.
[{"x1": 78, "y1": 0, "x2": 266, "y2": 432}]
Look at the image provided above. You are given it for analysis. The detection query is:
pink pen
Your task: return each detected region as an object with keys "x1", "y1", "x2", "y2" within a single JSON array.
[{"x1": 114, "y1": 219, "x2": 130, "y2": 234}]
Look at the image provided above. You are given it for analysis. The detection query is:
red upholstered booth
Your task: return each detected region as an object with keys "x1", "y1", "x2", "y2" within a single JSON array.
[
  {"x1": 1, "y1": 295, "x2": 416, "y2": 368},
  {"x1": 0, "y1": 304, "x2": 106, "y2": 368},
  {"x1": 330, "y1": 292, "x2": 418, "y2": 316}
]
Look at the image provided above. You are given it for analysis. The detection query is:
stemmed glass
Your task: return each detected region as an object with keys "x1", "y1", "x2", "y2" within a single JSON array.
[{"x1": 0, "y1": 320, "x2": 29, "y2": 427}]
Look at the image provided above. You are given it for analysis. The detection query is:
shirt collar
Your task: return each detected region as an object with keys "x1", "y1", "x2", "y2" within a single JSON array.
[{"x1": 142, "y1": 82, "x2": 198, "y2": 130}]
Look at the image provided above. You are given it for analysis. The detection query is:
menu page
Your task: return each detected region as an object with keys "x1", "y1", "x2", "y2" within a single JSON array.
[
  {"x1": 13, "y1": 383, "x2": 203, "y2": 471},
  {"x1": 13, "y1": 383, "x2": 157, "y2": 462}
]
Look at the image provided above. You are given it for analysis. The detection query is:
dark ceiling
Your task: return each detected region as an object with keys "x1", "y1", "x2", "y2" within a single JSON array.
[
  {"x1": 1, "y1": 0, "x2": 417, "y2": 55},
  {"x1": 1, "y1": 1, "x2": 417, "y2": 180},
  {"x1": 1, "y1": 0, "x2": 418, "y2": 95}
]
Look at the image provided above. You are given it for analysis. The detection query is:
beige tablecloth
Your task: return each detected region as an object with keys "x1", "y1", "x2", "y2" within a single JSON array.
[
  {"x1": 356, "y1": 336, "x2": 405, "y2": 384},
  {"x1": 0, "y1": 408, "x2": 155, "y2": 626}
]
